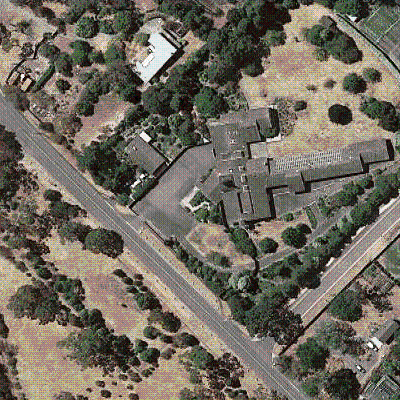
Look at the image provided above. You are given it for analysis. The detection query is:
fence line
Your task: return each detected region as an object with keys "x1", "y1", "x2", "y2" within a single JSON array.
[{"x1": 336, "y1": 15, "x2": 400, "y2": 82}]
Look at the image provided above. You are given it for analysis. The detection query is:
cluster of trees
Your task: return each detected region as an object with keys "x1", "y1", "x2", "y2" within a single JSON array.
[
  {"x1": 2, "y1": 84, "x2": 30, "y2": 111},
  {"x1": 0, "y1": 126, "x2": 24, "y2": 204},
  {"x1": 194, "y1": 204, "x2": 224, "y2": 225},
  {"x1": 229, "y1": 228, "x2": 258, "y2": 259},
  {"x1": 76, "y1": 134, "x2": 136, "y2": 197},
  {"x1": 158, "y1": 0, "x2": 213, "y2": 40},
  {"x1": 305, "y1": 23, "x2": 361, "y2": 64},
  {"x1": 328, "y1": 103, "x2": 353, "y2": 125},
  {"x1": 329, "y1": 289, "x2": 363, "y2": 321},
  {"x1": 360, "y1": 97, "x2": 400, "y2": 132},
  {"x1": 281, "y1": 223, "x2": 311, "y2": 248}
]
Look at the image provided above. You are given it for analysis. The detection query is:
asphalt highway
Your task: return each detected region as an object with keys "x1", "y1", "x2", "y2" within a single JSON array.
[{"x1": 0, "y1": 95, "x2": 307, "y2": 400}]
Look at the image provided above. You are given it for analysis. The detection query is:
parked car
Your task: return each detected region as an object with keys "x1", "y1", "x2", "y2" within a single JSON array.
[{"x1": 356, "y1": 364, "x2": 366, "y2": 373}]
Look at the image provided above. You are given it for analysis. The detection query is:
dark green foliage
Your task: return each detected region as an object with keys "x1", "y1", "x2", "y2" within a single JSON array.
[
  {"x1": 334, "y1": 0, "x2": 365, "y2": 17},
  {"x1": 139, "y1": 347, "x2": 160, "y2": 363},
  {"x1": 104, "y1": 43, "x2": 126, "y2": 65},
  {"x1": 161, "y1": 312, "x2": 181, "y2": 333},
  {"x1": 194, "y1": 87, "x2": 227, "y2": 118},
  {"x1": 37, "y1": 266, "x2": 52, "y2": 279},
  {"x1": 143, "y1": 326, "x2": 159, "y2": 339},
  {"x1": 259, "y1": 237, "x2": 279, "y2": 253},
  {"x1": 305, "y1": 24, "x2": 361, "y2": 64},
  {"x1": 55, "y1": 52, "x2": 73, "y2": 77},
  {"x1": 265, "y1": 30, "x2": 287, "y2": 46},
  {"x1": 294, "y1": 100, "x2": 307, "y2": 111},
  {"x1": 0, "y1": 314, "x2": 9, "y2": 338},
  {"x1": 49, "y1": 200, "x2": 83, "y2": 221},
  {"x1": 79, "y1": 309, "x2": 105, "y2": 328},
  {"x1": 43, "y1": 189, "x2": 62, "y2": 202},
  {"x1": 70, "y1": 40, "x2": 92, "y2": 67},
  {"x1": 243, "y1": 60, "x2": 264, "y2": 77},
  {"x1": 89, "y1": 50, "x2": 104, "y2": 64},
  {"x1": 328, "y1": 104, "x2": 352, "y2": 125},
  {"x1": 325, "y1": 369, "x2": 360, "y2": 400},
  {"x1": 329, "y1": 289, "x2": 362, "y2": 321},
  {"x1": 55, "y1": 79, "x2": 71, "y2": 93},
  {"x1": 135, "y1": 339, "x2": 148, "y2": 353},
  {"x1": 58, "y1": 221, "x2": 92, "y2": 243},
  {"x1": 113, "y1": 10, "x2": 139, "y2": 34},
  {"x1": 99, "y1": 20, "x2": 116, "y2": 35},
  {"x1": 135, "y1": 292, "x2": 161, "y2": 310},
  {"x1": 31, "y1": 64, "x2": 55, "y2": 92},
  {"x1": 281, "y1": 226, "x2": 307, "y2": 248},
  {"x1": 206, "y1": 251, "x2": 230, "y2": 268},
  {"x1": 229, "y1": 228, "x2": 257, "y2": 258},
  {"x1": 314, "y1": 319, "x2": 357, "y2": 351},
  {"x1": 379, "y1": 113, "x2": 400, "y2": 132},
  {"x1": 296, "y1": 338, "x2": 329, "y2": 370},
  {"x1": 58, "y1": 326, "x2": 137, "y2": 372},
  {"x1": 244, "y1": 291, "x2": 303, "y2": 344},
  {"x1": 226, "y1": 294, "x2": 253, "y2": 324},
  {"x1": 77, "y1": 135, "x2": 136, "y2": 196},
  {"x1": 188, "y1": 346, "x2": 215, "y2": 370},
  {"x1": 360, "y1": 97, "x2": 395, "y2": 119},
  {"x1": 75, "y1": 101, "x2": 94, "y2": 117},
  {"x1": 39, "y1": 43, "x2": 60, "y2": 61},
  {"x1": 76, "y1": 16, "x2": 99, "y2": 38},
  {"x1": 342, "y1": 73, "x2": 366, "y2": 94},
  {"x1": 84, "y1": 228, "x2": 124, "y2": 258},
  {"x1": 53, "y1": 275, "x2": 85, "y2": 311},
  {"x1": 2, "y1": 84, "x2": 30, "y2": 111},
  {"x1": 142, "y1": 85, "x2": 172, "y2": 116},
  {"x1": 173, "y1": 333, "x2": 199, "y2": 348},
  {"x1": 7, "y1": 281, "x2": 62, "y2": 324},
  {"x1": 362, "y1": 67, "x2": 381, "y2": 83}
]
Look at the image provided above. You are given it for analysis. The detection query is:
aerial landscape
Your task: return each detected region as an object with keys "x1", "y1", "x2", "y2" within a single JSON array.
[{"x1": 2, "y1": 0, "x2": 400, "y2": 399}]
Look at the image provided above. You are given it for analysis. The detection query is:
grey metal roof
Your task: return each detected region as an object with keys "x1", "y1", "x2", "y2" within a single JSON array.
[
  {"x1": 125, "y1": 136, "x2": 166, "y2": 176},
  {"x1": 374, "y1": 319, "x2": 400, "y2": 344},
  {"x1": 364, "y1": 375, "x2": 400, "y2": 400}
]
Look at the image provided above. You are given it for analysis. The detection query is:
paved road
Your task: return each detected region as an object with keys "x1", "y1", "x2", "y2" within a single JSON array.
[
  {"x1": 291, "y1": 197, "x2": 400, "y2": 326},
  {"x1": 0, "y1": 96, "x2": 307, "y2": 400}
]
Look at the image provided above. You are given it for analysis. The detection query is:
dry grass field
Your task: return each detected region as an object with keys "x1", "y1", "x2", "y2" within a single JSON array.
[
  {"x1": 187, "y1": 223, "x2": 253, "y2": 266},
  {"x1": 240, "y1": 4, "x2": 399, "y2": 158}
]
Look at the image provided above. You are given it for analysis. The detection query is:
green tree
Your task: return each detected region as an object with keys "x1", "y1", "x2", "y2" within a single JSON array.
[
  {"x1": 173, "y1": 332, "x2": 199, "y2": 348},
  {"x1": 328, "y1": 104, "x2": 352, "y2": 125},
  {"x1": 55, "y1": 52, "x2": 73, "y2": 77},
  {"x1": 296, "y1": 338, "x2": 329, "y2": 370},
  {"x1": 264, "y1": 30, "x2": 286, "y2": 47},
  {"x1": 281, "y1": 226, "x2": 307, "y2": 248},
  {"x1": 334, "y1": 0, "x2": 365, "y2": 17},
  {"x1": 39, "y1": 42, "x2": 60, "y2": 61},
  {"x1": 161, "y1": 312, "x2": 181, "y2": 333},
  {"x1": 139, "y1": 347, "x2": 160, "y2": 363},
  {"x1": 229, "y1": 228, "x2": 258, "y2": 258},
  {"x1": 76, "y1": 16, "x2": 99, "y2": 38},
  {"x1": 362, "y1": 67, "x2": 381, "y2": 83},
  {"x1": 58, "y1": 221, "x2": 92, "y2": 243},
  {"x1": 259, "y1": 237, "x2": 279, "y2": 253},
  {"x1": 188, "y1": 346, "x2": 215, "y2": 370},
  {"x1": 194, "y1": 87, "x2": 227, "y2": 118},
  {"x1": 342, "y1": 73, "x2": 366, "y2": 94},
  {"x1": 142, "y1": 85, "x2": 173, "y2": 116},
  {"x1": 104, "y1": 43, "x2": 126, "y2": 65},
  {"x1": 84, "y1": 228, "x2": 124, "y2": 258},
  {"x1": 328, "y1": 289, "x2": 362, "y2": 321},
  {"x1": 70, "y1": 40, "x2": 92, "y2": 66},
  {"x1": 55, "y1": 79, "x2": 71, "y2": 93},
  {"x1": 325, "y1": 369, "x2": 360, "y2": 400},
  {"x1": 113, "y1": 10, "x2": 139, "y2": 34},
  {"x1": 360, "y1": 97, "x2": 395, "y2": 119}
]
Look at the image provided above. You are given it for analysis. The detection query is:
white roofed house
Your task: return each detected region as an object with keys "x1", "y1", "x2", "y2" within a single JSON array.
[{"x1": 134, "y1": 31, "x2": 182, "y2": 83}]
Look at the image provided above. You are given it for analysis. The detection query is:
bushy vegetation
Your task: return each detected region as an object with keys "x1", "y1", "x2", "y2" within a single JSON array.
[
  {"x1": 31, "y1": 64, "x2": 55, "y2": 92},
  {"x1": 328, "y1": 289, "x2": 362, "y2": 321},
  {"x1": 342, "y1": 73, "x2": 366, "y2": 94},
  {"x1": 328, "y1": 104, "x2": 352, "y2": 125},
  {"x1": 229, "y1": 228, "x2": 258, "y2": 258},
  {"x1": 360, "y1": 97, "x2": 400, "y2": 132},
  {"x1": 305, "y1": 23, "x2": 361, "y2": 64},
  {"x1": 84, "y1": 228, "x2": 124, "y2": 258}
]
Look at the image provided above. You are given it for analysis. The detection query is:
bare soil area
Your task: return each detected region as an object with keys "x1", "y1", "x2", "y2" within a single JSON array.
[
  {"x1": 187, "y1": 223, "x2": 253, "y2": 266},
  {"x1": 240, "y1": 3, "x2": 399, "y2": 158}
]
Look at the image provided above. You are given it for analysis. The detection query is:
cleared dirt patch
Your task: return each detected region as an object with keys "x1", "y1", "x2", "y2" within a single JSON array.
[{"x1": 187, "y1": 223, "x2": 253, "y2": 266}]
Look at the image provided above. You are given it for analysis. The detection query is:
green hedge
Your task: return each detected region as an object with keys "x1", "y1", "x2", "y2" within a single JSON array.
[
  {"x1": 304, "y1": 206, "x2": 318, "y2": 229},
  {"x1": 31, "y1": 64, "x2": 55, "y2": 92}
]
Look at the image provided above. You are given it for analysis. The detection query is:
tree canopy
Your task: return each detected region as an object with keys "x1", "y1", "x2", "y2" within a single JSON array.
[
  {"x1": 325, "y1": 368, "x2": 360, "y2": 400},
  {"x1": 328, "y1": 289, "x2": 362, "y2": 322},
  {"x1": 342, "y1": 73, "x2": 366, "y2": 94},
  {"x1": 281, "y1": 226, "x2": 307, "y2": 248},
  {"x1": 84, "y1": 228, "x2": 124, "y2": 258},
  {"x1": 296, "y1": 337, "x2": 329, "y2": 371},
  {"x1": 328, "y1": 104, "x2": 352, "y2": 125},
  {"x1": 194, "y1": 87, "x2": 227, "y2": 118}
]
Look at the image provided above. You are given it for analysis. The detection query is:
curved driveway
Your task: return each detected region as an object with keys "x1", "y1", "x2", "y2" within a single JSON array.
[{"x1": 0, "y1": 95, "x2": 306, "y2": 400}]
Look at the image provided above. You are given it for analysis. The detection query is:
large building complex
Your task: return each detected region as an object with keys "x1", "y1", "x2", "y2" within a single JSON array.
[{"x1": 199, "y1": 108, "x2": 391, "y2": 225}]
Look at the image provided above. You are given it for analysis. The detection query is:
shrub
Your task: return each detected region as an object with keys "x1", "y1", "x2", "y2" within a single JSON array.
[
  {"x1": 143, "y1": 326, "x2": 159, "y2": 339},
  {"x1": 323, "y1": 79, "x2": 336, "y2": 88},
  {"x1": 76, "y1": 16, "x2": 99, "y2": 38},
  {"x1": 31, "y1": 64, "x2": 55, "y2": 92},
  {"x1": 55, "y1": 79, "x2": 71, "y2": 93},
  {"x1": 313, "y1": 47, "x2": 329, "y2": 61},
  {"x1": 342, "y1": 73, "x2": 366, "y2": 94},
  {"x1": 294, "y1": 100, "x2": 307, "y2": 111},
  {"x1": 43, "y1": 189, "x2": 62, "y2": 202},
  {"x1": 259, "y1": 238, "x2": 279, "y2": 253},
  {"x1": 362, "y1": 67, "x2": 381, "y2": 83},
  {"x1": 328, "y1": 104, "x2": 352, "y2": 125}
]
